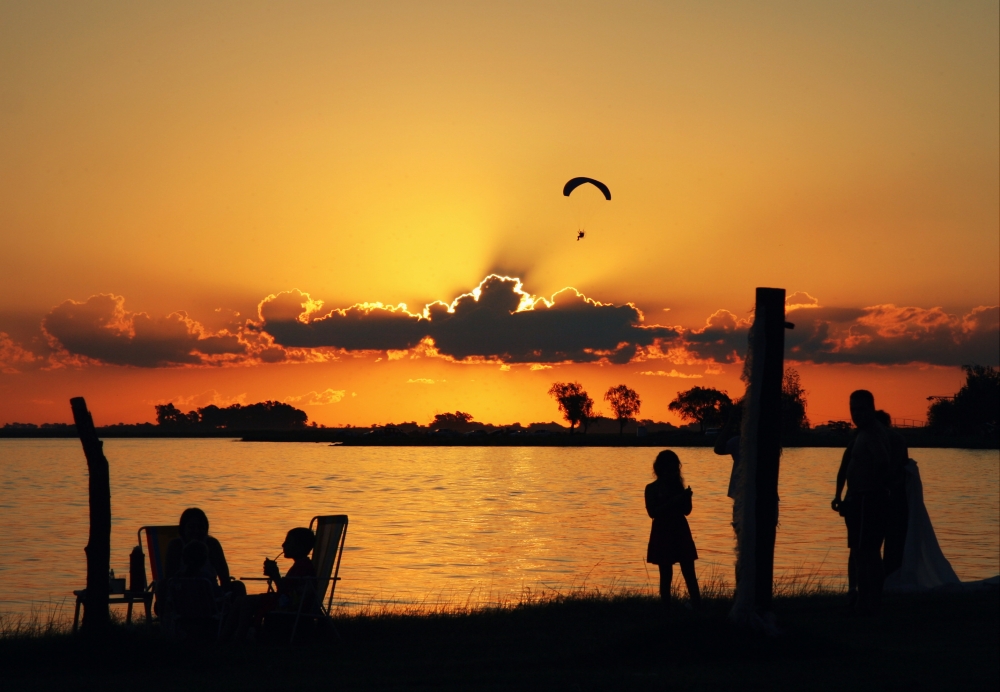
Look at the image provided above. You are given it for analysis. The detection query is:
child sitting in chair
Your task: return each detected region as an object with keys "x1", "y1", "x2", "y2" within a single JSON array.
[
  {"x1": 263, "y1": 527, "x2": 317, "y2": 610},
  {"x1": 236, "y1": 527, "x2": 317, "y2": 641}
]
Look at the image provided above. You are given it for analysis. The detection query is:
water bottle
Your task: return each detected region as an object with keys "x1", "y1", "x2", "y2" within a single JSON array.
[{"x1": 130, "y1": 545, "x2": 147, "y2": 592}]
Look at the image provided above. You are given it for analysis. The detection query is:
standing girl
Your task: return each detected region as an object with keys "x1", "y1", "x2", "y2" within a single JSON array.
[{"x1": 645, "y1": 450, "x2": 702, "y2": 609}]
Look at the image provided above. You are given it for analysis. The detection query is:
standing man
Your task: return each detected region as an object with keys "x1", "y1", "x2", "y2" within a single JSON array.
[{"x1": 831, "y1": 390, "x2": 892, "y2": 614}]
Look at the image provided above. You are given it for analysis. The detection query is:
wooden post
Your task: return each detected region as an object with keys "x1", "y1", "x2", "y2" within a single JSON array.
[
  {"x1": 71, "y1": 397, "x2": 111, "y2": 633},
  {"x1": 753, "y1": 288, "x2": 785, "y2": 612},
  {"x1": 731, "y1": 287, "x2": 787, "y2": 623}
]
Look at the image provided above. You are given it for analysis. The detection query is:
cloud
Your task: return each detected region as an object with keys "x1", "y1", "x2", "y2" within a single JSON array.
[
  {"x1": 786, "y1": 303, "x2": 999, "y2": 366},
  {"x1": 0, "y1": 332, "x2": 38, "y2": 373},
  {"x1": 638, "y1": 369, "x2": 703, "y2": 378},
  {"x1": 42, "y1": 294, "x2": 250, "y2": 367},
  {"x1": 406, "y1": 378, "x2": 441, "y2": 384},
  {"x1": 785, "y1": 291, "x2": 819, "y2": 310},
  {"x1": 679, "y1": 309, "x2": 752, "y2": 364},
  {"x1": 284, "y1": 389, "x2": 347, "y2": 405},
  {"x1": 259, "y1": 275, "x2": 679, "y2": 365}
]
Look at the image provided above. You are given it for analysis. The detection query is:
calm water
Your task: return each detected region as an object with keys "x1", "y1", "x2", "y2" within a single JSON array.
[{"x1": 1, "y1": 440, "x2": 997, "y2": 620}]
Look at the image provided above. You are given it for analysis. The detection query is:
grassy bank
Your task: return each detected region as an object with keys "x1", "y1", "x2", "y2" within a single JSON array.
[{"x1": 2, "y1": 588, "x2": 997, "y2": 691}]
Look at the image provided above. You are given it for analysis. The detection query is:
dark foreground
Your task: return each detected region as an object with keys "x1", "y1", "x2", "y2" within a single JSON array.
[{"x1": 2, "y1": 590, "x2": 997, "y2": 691}]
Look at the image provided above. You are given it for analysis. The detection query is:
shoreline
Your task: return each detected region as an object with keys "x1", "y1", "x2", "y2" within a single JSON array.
[{"x1": 1, "y1": 428, "x2": 997, "y2": 449}]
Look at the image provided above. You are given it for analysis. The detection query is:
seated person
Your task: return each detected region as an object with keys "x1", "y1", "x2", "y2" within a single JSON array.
[
  {"x1": 166, "y1": 540, "x2": 224, "y2": 629},
  {"x1": 179, "y1": 541, "x2": 223, "y2": 597},
  {"x1": 263, "y1": 527, "x2": 317, "y2": 611},
  {"x1": 165, "y1": 507, "x2": 231, "y2": 587},
  {"x1": 235, "y1": 527, "x2": 317, "y2": 640}
]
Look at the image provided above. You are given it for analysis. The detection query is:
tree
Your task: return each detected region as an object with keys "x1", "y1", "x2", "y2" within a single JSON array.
[
  {"x1": 155, "y1": 401, "x2": 308, "y2": 429},
  {"x1": 928, "y1": 365, "x2": 1000, "y2": 436},
  {"x1": 780, "y1": 367, "x2": 810, "y2": 433},
  {"x1": 548, "y1": 382, "x2": 595, "y2": 434},
  {"x1": 432, "y1": 411, "x2": 474, "y2": 429},
  {"x1": 604, "y1": 384, "x2": 642, "y2": 435},
  {"x1": 668, "y1": 386, "x2": 732, "y2": 433},
  {"x1": 155, "y1": 403, "x2": 199, "y2": 427}
]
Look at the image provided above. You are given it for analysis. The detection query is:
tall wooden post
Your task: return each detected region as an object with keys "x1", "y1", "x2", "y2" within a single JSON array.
[
  {"x1": 731, "y1": 288, "x2": 787, "y2": 622},
  {"x1": 753, "y1": 288, "x2": 785, "y2": 612},
  {"x1": 71, "y1": 397, "x2": 111, "y2": 633}
]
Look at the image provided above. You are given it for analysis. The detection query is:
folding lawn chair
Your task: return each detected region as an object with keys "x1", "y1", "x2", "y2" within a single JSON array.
[{"x1": 243, "y1": 515, "x2": 348, "y2": 644}]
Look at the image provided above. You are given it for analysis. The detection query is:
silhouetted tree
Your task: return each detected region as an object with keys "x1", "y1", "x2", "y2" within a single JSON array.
[
  {"x1": 155, "y1": 401, "x2": 307, "y2": 429},
  {"x1": 548, "y1": 382, "x2": 595, "y2": 434},
  {"x1": 928, "y1": 365, "x2": 1000, "y2": 436},
  {"x1": 432, "y1": 411, "x2": 474, "y2": 429},
  {"x1": 668, "y1": 386, "x2": 732, "y2": 433},
  {"x1": 781, "y1": 367, "x2": 810, "y2": 433},
  {"x1": 155, "y1": 403, "x2": 200, "y2": 427},
  {"x1": 604, "y1": 384, "x2": 641, "y2": 435}
]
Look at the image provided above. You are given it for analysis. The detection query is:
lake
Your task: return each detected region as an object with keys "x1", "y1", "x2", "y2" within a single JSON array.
[{"x1": 1, "y1": 440, "x2": 997, "y2": 621}]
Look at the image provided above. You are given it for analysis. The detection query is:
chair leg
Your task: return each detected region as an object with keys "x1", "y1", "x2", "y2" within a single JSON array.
[{"x1": 126, "y1": 599, "x2": 134, "y2": 625}]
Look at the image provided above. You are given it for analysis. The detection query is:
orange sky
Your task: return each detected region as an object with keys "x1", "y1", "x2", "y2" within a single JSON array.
[{"x1": 1, "y1": 2, "x2": 997, "y2": 428}]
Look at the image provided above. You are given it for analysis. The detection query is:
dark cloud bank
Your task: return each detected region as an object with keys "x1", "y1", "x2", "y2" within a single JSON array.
[
  {"x1": 5, "y1": 277, "x2": 995, "y2": 371},
  {"x1": 259, "y1": 275, "x2": 677, "y2": 364}
]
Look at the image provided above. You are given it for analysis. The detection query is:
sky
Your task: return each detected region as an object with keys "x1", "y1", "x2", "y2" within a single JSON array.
[{"x1": 1, "y1": 1, "x2": 997, "y2": 428}]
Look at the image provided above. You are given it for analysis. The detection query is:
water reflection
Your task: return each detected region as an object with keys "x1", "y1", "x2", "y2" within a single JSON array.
[{"x1": 0, "y1": 440, "x2": 996, "y2": 618}]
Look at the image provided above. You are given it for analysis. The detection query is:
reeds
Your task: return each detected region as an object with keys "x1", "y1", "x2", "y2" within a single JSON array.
[{"x1": 0, "y1": 565, "x2": 844, "y2": 639}]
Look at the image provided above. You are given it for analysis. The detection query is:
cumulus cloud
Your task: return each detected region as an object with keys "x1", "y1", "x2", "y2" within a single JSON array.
[
  {"x1": 41, "y1": 294, "x2": 252, "y2": 367},
  {"x1": 406, "y1": 378, "x2": 440, "y2": 384},
  {"x1": 259, "y1": 275, "x2": 679, "y2": 365},
  {"x1": 787, "y1": 303, "x2": 999, "y2": 366},
  {"x1": 680, "y1": 309, "x2": 752, "y2": 364},
  {"x1": 285, "y1": 389, "x2": 346, "y2": 405}
]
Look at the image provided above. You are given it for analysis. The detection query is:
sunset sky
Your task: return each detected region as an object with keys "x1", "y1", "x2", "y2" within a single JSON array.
[{"x1": 1, "y1": 1, "x2": 997, "y2": 428}]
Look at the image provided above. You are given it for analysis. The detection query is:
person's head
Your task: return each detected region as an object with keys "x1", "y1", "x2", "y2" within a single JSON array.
[
  {"x1": 179, "y1": 507, "x2": 209, "y2": 542},
  {"x1": 849, "y1": 390, "x2": 877, "y2": 429},
  {"x1": 282, "y1": 527, "x2": 316, "y2": 561},
  {"x1": 875, "y1": 410, "x2": 892, "y2": 428},
  {"x1": 652, "y1": 450, "x2": 684, "y2": 486},
  {"x1": 181, "y1": 540, "x2": 208, "y2": 574}
]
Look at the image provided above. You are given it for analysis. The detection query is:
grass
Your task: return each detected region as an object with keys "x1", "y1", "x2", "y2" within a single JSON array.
[{"x1": 1, "y1": 580, "x2": 997, "y2": 692}]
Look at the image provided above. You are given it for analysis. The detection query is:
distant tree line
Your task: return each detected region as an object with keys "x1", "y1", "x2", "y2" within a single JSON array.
[
  {"x1": 155, "y1": 401, "x2": 308, "y2": 430},
  {"x1": 927, "y1": 365, "x2": 999, "y2": 436}
]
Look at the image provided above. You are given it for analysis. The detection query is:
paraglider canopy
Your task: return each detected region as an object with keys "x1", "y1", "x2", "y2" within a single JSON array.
[{"x1": 563, "y1": 177, "x2": 611, "y2": 201}]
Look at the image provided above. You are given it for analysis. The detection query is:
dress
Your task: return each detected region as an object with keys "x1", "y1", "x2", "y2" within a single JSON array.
[{"x1": 645, "y1": 479, "x2": 698, "y2": 565}]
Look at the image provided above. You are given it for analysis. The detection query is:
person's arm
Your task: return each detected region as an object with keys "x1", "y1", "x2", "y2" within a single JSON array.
[
  {"x1": 207, "y1": 536, "x2": 230, "y2": 583},
  {"x1": 645, "y1": 484, "x2": 663, "y2": 519},
  {"x1": 832, "y1": 441, "x2": 853, "y2": 511}
]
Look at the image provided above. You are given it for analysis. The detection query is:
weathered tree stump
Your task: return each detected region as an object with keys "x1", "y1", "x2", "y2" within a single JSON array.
[
  {"x1": 731, "y1": 288, "x2": 788, "y2": 623},
  {"x1": 71, "y1": 397, "x2": 111, "y2": 634}
]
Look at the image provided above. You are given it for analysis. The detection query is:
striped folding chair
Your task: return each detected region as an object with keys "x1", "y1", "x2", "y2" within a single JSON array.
[{"x1": 139, "y1": 525, "x2": 181, "y2": 617}]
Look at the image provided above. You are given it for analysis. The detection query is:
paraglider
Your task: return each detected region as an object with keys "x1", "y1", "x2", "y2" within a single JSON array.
[
  {"x1": 563, "y1": 177, "x2": 611, "y2": 200},
  {"x1": 564, "y1": 177, "x2": 610, "y2": 241}
]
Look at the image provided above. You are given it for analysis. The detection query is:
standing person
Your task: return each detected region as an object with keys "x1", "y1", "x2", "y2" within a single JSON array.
[
  {"x1": 645, "y1": 450, "x2": 702, "y2": 610},
  {"x1": 875, "y1": 410, "x2": 910, "y2": 578},
  {"x1": 713, "y1": 402, "x2": 743, "y2": 502},
  {"x1": 831, "y1": 390, "x2": 892, "y2": 614}
]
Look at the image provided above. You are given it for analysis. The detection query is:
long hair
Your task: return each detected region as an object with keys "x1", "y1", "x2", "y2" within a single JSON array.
[
  {"x1": 652, "y1": 450, "x2": 684, "y2": 488},
  {"x1": 178, "y1": 507, "x2": 209, "y2": 540}
]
